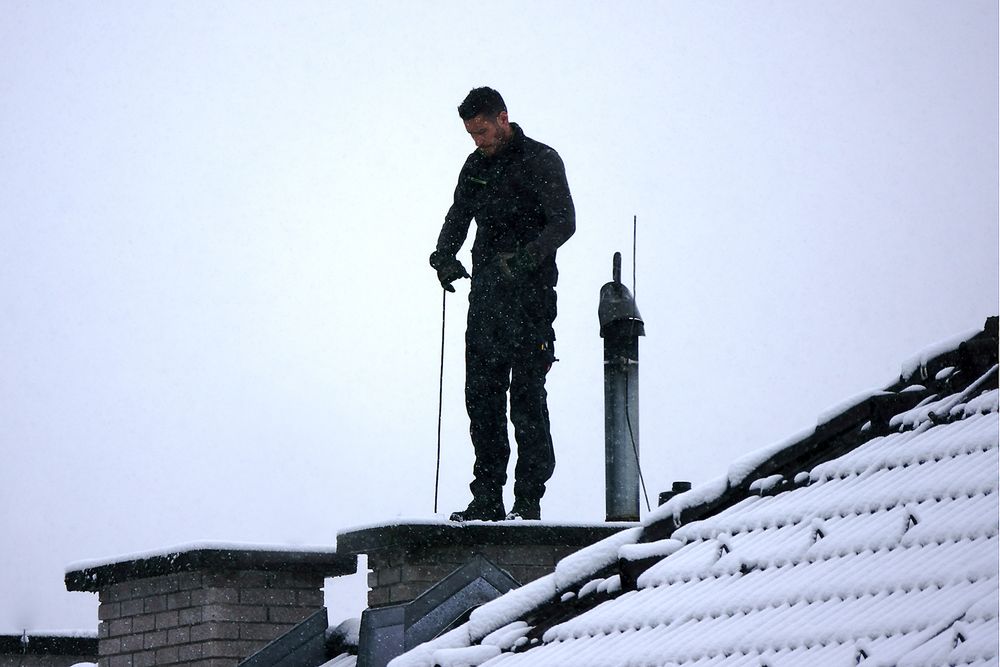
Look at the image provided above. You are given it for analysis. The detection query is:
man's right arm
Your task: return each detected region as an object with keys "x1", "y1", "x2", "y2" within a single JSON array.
[
  {"x1": 430, "y1": 160, "x2": 475, "y2": 291},
  {"x1": 435, "y1": 159, "x2": 475, "y2": 257}
]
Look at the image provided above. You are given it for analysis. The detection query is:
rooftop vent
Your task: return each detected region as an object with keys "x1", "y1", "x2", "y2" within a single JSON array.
[
  {"x1": 658, "y1": 481, "x2": 692, "y2": 506},
  {"x1": 599, "y1": 252, "x2": 645, "y2": 522}
]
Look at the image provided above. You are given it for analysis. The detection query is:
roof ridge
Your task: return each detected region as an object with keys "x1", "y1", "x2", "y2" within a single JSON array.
[{"x1": 637, "y1": 318, "x2": 998, "y2": 548}]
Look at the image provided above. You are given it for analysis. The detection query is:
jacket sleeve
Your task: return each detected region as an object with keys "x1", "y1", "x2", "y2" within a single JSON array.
[
  {"x1": 525, "y1": 148, "x2": 575, "y2": 264},
  {"x1": 435, "y1": 158, "x2": 475, "y2": 258}
]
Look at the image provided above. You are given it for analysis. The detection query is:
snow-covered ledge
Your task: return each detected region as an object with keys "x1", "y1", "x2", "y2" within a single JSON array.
[
  {"x1": 336, "y1": 519, "x2": 635, "y2": 609},
  {"x1": 65, "y1": 542, "x2": 356, "y2": 667}
]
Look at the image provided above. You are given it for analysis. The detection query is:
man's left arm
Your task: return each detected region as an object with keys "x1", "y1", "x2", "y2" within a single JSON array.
[{"x1": 524, "y1": 148, "x2": 576, "y2": 265}]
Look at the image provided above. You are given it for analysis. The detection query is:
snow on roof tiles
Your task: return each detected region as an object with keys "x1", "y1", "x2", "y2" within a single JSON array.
[
  {"x1": 391, "y1": 321, "x2": 998, "y2": 667},
  {"x1": 541, "y1": 405, "x2": 996, "y2": 666}
]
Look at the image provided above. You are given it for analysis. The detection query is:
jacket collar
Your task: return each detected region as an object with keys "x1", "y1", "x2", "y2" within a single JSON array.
[
  {"x1": 476, "y1": 122, "x2": 524, "y2": 163},
  {"x1": 506, "y1": 122, "x2": 525, "y2": 153}
]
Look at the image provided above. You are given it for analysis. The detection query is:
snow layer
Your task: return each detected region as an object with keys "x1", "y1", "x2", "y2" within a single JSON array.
[
  {"x1": 618, "y1": 538, "x2": 684, "y2": 562},
  {"x1": 646, "y1": 475, "x2": 730, "y2": 529},
  {"x1": 15, "y1": 630, "x2": 98, "y2": 638},
  {"x1": 432, "y1": 645, "x2": 501, "y2": 667},
  {"x1": 65, "y1": 540, "x2": 338, "y2": 573},
  {"x1": 328, "y1": 617, "x2": 361, "y2": 648},
  {"x1": 553, "y1": 526, "x2": 643, "y2": 591},
  {"x1": 394, "y1": 381, "x2": 999, "y2": 666},
  {"x1": 481, "y1": 622, "x2": 530, "y2": 650},
  {"x1": 815, "y1": 388, "x2": 882, "y2": 426},
  {"x1": 899, "y1": 327, "x2": 982, "y2": 381},
  {"x1": 338, "y1": 517, "x2": 635, "y2": 535}
]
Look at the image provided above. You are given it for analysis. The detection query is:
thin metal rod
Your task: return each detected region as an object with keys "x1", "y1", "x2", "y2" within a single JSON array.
[
  {"x1": 625, "y1": 366, "x2": 651, "y2": 513},
  {"x1": 434, "y1": 289, "x2": 446, "y2": 513},
  {"x1": 632, "y1": 215, "x2": 637, "y2": 298}
]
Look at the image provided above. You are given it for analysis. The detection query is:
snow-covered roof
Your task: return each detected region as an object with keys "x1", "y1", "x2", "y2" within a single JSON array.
[{"x1": 391, "y1": 318, "x2": 999, "y2": 667}]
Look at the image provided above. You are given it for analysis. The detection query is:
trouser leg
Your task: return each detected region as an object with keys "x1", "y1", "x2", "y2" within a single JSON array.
[
  {"x1": 509, "y1": 347, "x2": 556, "y2": 502},
  {"x1": 465, "y1": 343, "x2": 512, "y2": 501}
]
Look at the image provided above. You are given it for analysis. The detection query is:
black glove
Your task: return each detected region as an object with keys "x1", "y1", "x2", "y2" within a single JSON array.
[
  {"x1": 497, "y1": 247, "x2": 538, "y2": 281},
  {"x1": 429, "y1": 251, "x2": 470, "y2": 292}
]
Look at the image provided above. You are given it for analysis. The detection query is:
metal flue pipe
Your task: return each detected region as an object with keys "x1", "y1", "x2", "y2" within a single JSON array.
[{"x1": 598, "y1": 252, "x2": 645, "y2": 522}]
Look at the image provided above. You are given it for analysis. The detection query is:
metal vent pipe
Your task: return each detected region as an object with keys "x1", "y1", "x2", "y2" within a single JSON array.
[{"x1": 598, "y1": 252, "x2": 645, "y2": 522}]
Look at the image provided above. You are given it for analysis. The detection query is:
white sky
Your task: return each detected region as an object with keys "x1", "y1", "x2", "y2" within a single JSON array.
[{"x1": 1, "y1": 1, "x2": 997, "y2": 633}]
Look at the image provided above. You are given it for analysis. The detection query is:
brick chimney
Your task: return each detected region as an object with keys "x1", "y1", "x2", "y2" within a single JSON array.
[
  {"x1": 336, "y1": 521, "x2": 635, "y2": 667},
  {"x1": 337, "y1": 521, "x2": 632, "y2": 609},
  {"x1": 65, "y1": 544, "x2": 356, "y2": 667}
]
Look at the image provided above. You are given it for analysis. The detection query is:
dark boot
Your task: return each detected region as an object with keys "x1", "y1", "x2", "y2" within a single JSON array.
[
  {"x1": 450, "y1": 496, "x2": 505, "y2": 522},
  {"x1": 505, "y1": 497, "x2": 540, "y2": 521}
]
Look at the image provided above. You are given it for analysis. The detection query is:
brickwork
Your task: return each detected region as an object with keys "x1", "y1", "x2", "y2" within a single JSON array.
[
  {"x1": 94, "y1": 570, "x2": 322, "y2": 667},
  {"x1": 65, "y1": 546, "x2": 356, "y2": 667},
  {"x1": 365, "y1": 541, "x2": 584, "y2": 608}
]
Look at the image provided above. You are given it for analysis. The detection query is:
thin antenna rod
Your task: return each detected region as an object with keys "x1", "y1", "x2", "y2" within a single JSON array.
[{"x1": 632, "y1": 215, "x2": 637, "y2": 297}]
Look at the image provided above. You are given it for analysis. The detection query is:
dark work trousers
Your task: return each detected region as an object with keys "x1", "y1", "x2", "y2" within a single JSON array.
[{"x1": 465, "y1": 275, "x2": 557, "y2": 504}]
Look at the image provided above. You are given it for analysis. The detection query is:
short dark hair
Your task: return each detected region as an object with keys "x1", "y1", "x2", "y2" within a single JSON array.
[{"x1": 457, "y1": 87, "x2": 507, "y2": 121}]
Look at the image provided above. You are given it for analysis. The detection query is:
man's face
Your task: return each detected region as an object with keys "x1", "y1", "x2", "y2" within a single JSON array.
[{"x1": 464, "y1": 111, "x2": 511, "y2": 157}]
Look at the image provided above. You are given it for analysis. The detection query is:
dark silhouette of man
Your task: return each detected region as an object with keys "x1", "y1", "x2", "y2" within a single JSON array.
[{"x1": 430, "y1": 87, "x2": 575, "y2": 521}]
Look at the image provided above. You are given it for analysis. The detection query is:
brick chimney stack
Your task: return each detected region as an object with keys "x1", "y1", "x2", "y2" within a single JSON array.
[{"x1": 65, "y1": 544, "x2": 356, "y2": 667}]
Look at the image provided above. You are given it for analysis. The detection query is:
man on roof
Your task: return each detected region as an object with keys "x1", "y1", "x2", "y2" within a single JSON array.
[{"x1": 429, "y1": 87, "x2": 576, "y2": 521}]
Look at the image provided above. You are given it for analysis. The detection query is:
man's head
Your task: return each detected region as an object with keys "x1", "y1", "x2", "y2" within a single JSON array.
[{"x1": 458, "y1": 87, "x2": 512, "y2": 157}]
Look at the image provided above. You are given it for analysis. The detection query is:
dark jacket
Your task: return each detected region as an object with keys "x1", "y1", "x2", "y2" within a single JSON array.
[{"x1": 436, "y1": 123, "x2": 575, "y2": 288}]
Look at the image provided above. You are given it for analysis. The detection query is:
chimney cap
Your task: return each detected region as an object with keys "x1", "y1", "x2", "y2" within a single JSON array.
[{"x1": 599, "y1": 253, "x2": 644, "y2": 337}]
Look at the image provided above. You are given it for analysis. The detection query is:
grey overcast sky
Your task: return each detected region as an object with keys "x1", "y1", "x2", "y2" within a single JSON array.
[{"x1": 1, "y1": 1, "x2": 997, "y2": 633}]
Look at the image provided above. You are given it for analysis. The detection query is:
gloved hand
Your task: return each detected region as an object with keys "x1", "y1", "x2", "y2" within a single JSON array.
[
  {"x1": 429, "y1": 251, "x2": 470, "y2": 292},
  {"x1": 497, "y1": 247, "x2": 538, "y2": 281}
]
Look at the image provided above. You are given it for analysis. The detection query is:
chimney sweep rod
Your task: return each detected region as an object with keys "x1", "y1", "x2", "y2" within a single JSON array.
[{"x1": 434, "y1": 289, "x2": 447, "y2": 514}]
